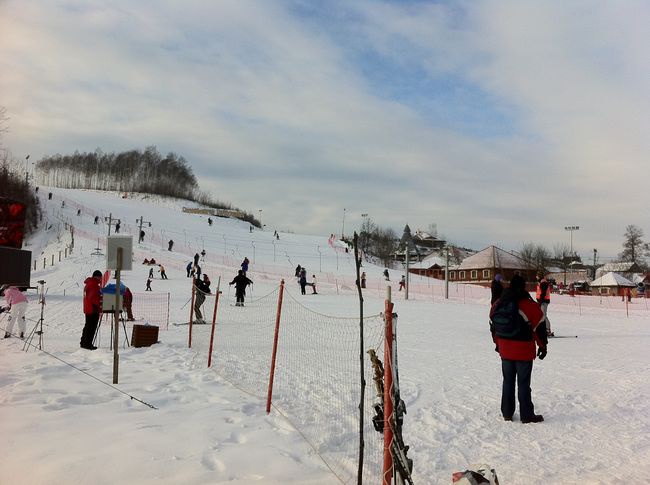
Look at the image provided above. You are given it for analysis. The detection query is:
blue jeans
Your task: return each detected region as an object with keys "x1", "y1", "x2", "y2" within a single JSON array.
[{"x1": 501, "y1": 359, "x2": 535, "y2": 420}]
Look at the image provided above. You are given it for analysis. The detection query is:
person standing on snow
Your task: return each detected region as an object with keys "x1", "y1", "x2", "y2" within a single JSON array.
[
  {"x1": 229, "y1": 270, "x2": 253, "y2": 307},
  {"x1": 80, "y1": 270, "x2": 102, "y2": 350},
  {"x1": 168, "y1": 240, "x2": 174, "y2": 251},
  {"x1": 398, "y1": 275, "x2": 406, "y2": 291},
  {"x1": 490, "y1": 274, "x2": 547, "y2": 423},
  {"x1": 186, "y1": 262, "x2": 193, "y2": 278},
  {"x1": 123, "y1": 287, "x2": 135, "y2": 321},
  {"x1": 383, "y1": 269, "x2": 390, "y2": 281},
  {"x1": 361, "y1": 272, "x2": 367, "y2": 289},
  {"x1": 299, "y1": 268, "x2": 308, "y2": 295},
  {"x1": 193, "y1": 274, "x2": 211, "y2": 323},
  {"x1": 159, "y1": 264, "x2": 168, "y2": 280},
  {"x1": 491, "y1": 273, "x2": 504, "y2": 304},
  {"x1": 2, "y1": 285, "x2": 28, "y2": 339},
  {"x1": 536, "y1": 273, "x2": 553, "y2": 337},
  {"x1": 241, "y1": 257, "x2": 250, "y2": 275}
]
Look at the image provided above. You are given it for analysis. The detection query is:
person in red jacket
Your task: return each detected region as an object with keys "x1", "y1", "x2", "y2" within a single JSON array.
[
  {"x1": 80, "y1": 270, "x2": 102, "y2": 350},
  {"x1": 490, "y1": 274, "x2": 548, "y2": 423}
]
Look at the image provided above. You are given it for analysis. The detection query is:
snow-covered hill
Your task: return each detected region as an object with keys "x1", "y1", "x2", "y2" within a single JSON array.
[{"x1": 1, "y1": 187, "x2": 649, "y2": 484}]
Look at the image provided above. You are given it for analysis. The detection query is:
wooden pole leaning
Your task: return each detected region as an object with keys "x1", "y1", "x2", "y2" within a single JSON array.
[
  {"x1": 266, "y1": 279, "x2": 285, "y2": 414},
  {"x1": 208, "y1": 277, "x2": 221, "y2": 368}
]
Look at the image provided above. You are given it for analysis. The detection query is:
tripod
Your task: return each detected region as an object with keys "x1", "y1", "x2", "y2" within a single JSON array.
[
  {"x1": 24, "y1": 280, "x2": 47, "y2": 352},
  {"x1": 94, "y1": 308, "x2": 130, "y2": 349}
]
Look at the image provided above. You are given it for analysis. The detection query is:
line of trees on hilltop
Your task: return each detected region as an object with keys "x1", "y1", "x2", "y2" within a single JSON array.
[
  {"x1": 36, "y1": 146, "x2": 197, "y2": 198},
  {"x1": 35, "y1": 146, "x2": 262, "y2": 228}
]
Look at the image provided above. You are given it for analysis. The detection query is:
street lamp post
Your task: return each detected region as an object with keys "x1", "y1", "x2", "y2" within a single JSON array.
[
  {"x1": 564, "y1": 225, "x2": 580, "y2": 285},
  {"x1": 341, "y1": 208, "x2": 346, "y2": 240},
  {"x1": 258, "y1": 209, "x2": 263, "y2": 229},
  {"x1": 25, "y1": 155, "x2": 30, "y2": 184}
]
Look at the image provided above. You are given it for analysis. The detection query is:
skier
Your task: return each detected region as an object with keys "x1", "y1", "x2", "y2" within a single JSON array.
[
  {"x1": 200, "y1": 249, "x2": 206, "y2": 261},
  {"x1": 159, "y1": 264, "x2": 168, "y2": 280},
  {"x1": 536, "y1": 273, "x2": 553, "y2": 337},
  {"x1": 148, "y1": 267, "x2": 154, "y2": 279},
  {"x1": 310, "y1": 275, "x2": 318, "y2": 294},
  {"x1": 299, "y1": 268, "x2": 308, "y2": 295},
  {"x1": 139, "y1": 230, "x2": 145, "y2": 243},
  {"x1": 145, "y1": 277, "x2": 152, "y2": 291},
  {"x1": 193, "y1": 253, "x2": 199, "y2": 266},
  {"x1": 490, "y1": 274, "x2": 547, "y2": 423},
  {"x1": 168, "y1": 240, "x2": 174, "y2": 251},
  {"x1": 295, "y1": 265, "x2": 302, "y2": 278},
  {"x1": 241, "y1": 257, "x2": 250, "y2": 275},
  {"x1": 94, "y1": 216, "x2": 99, "y2": 224},
  {"x1": 383, "y1": 269, "x2": 390, "y2": 281},
  {"x1": 229, "y1": 270, "x2": 253, "y2": 307},
  {"x1": 491, "y1": 273, "x2": 504, "y2": 304},
  {"x1": 186, "y1": 262, "x2": 193, "y2": 278},
  {"x1": 361, "y1": 272, "x2": 367, "y2": 289},
  {"x1": 1, "y1": 285, "x2": 28, "y2": 339},
  {"x1": 398, "y1": 275, "x2": 406, "y2": 291},
  {"x1": 123, "y1": 287, "x2": 135, "y2": 321},
  {"x1": 193, "y1": 274, "x2": 211, "y2": 323},
  {"x1": 208, "y1": 217, "x2": 213, "y2": 226},
  {"x1": 80, "y1": 270, "x2": 102, "y2": 350},
  {"x1": 115, "y1": 220, "x2": 121, "y2": 233}
]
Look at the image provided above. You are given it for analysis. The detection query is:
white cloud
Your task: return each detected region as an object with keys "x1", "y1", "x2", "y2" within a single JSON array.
[{"x1": 0, "y1": 0, "x2": 648, "y2": 260}]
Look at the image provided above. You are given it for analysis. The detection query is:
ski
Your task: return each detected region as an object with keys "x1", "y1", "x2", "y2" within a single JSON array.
[{"x1": 549, "y1": 335, "x2": 578, "y2": 338}]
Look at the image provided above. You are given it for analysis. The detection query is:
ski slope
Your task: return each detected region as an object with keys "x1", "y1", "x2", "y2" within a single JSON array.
[{"x1": 1, "y1": 187, "x2": 649, "y2": 484}]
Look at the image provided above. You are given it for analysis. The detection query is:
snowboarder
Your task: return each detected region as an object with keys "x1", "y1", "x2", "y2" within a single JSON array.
[
  {"x1": 123, "y1": 287, "x2": 135, "y2": 321},
  {"x1": 193, "y1": 274, "x2": 211, "y2": 323},
  {"x1": 383, "y1": 269, "x2": 390, "y2": 281},
  {"x1": 1, "y1": 285, "x2": 28, "y2": 339},
  {"x1": 80, "y1": 270, "x2": 102, "y2": 350},
  {"x1": 168, "y1": 240, "x2": 174, "y2": 251},
  {"x1": 159, "y1": 264, "x2": 168, "y2": 280},
  {"x1": 491, "y1": 273, "x2": 504, "y2": 304},
  {"x1": 229, "y1": 270, "x2": 253, "y2": 307},
  {"x1": 399, "y1": 275, "x2": 406, "y2": 291},
  {"x1": 490, "y1": 274, "x2": 547, "y2": 423},
  {"x1": 145, "y1": 277, "x2": 152, "y2": 291}
]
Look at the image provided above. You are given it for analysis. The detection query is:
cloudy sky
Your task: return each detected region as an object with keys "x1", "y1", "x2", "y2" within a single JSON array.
[{"x1": 1, "y1": 0, "x2": 648, "y2": 261}]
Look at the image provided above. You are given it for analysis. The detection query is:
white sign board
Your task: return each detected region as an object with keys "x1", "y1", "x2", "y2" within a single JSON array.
[{"x1": 106, "y1": 235, "x2": 133, "y2": 271}]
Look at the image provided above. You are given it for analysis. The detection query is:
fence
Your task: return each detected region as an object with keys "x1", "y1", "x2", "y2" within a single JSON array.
[{"x1": 187, "y1": 281, "x2": 388, "y2": 484}]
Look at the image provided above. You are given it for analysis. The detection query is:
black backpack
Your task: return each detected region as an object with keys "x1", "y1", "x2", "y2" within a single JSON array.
[{"x1": 491, "y1": 299, "x2": 528, "y2": 338}]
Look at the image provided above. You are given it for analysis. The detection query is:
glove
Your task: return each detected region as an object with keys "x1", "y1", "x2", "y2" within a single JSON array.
[
  {"x1": 494, "y1": 344, "x2": 499, "y2": 353},
  {"x1": 537, "y1": 347, "x2": 547, "y2": 360},
  {"x1": 0, "y1": 306, "x2": 5, "y2": 314}
]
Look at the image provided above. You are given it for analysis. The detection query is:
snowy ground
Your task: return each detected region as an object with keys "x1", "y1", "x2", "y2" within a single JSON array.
[{"x1": 1, "y1": 188, "x2": 649, "y2": 484}]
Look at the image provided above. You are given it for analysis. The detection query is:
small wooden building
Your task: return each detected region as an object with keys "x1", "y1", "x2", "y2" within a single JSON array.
[{"x1": 447, "y1": 246, "x2": 537, "y2": 287}]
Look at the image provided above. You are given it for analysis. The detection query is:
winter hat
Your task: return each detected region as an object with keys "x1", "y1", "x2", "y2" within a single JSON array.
[
  {"x1": 495, "y1": 274, "x2": 502, "y2": 282},
  {"x1": 509, "y1": 274, "x2": 526, "y2": 291},
  {"x1": 92, "y1": 270, "x2": 103, "y2": 278}
]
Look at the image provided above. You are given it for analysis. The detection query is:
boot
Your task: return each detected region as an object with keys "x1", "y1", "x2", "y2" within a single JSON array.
[
  {"x1": 19, "y1": 332, "x2": 24, "y2": 339},
  {"x1": 4, "y1": 332, "x2": 10, "y2": 339},
  {"x1": 521, "y1": 414, "x2": 544, "y2": 424}
]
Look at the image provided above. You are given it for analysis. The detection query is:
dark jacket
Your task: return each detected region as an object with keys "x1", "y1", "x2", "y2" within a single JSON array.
[
  {"x1": 83, "y1": 277, "x2": 102, "y2": 315},
  {"x1": 195, "y1": 278, "x2": 211, "y2": 295},
  {"x1": 490, "y1": 288, "x2": 546, "y2": 361},
  {"x1": 490, "y1": 279, "x2": 503, "y2": 304},
  {"x1": 229, "y1": 274, "x2": 252, "y2": 293}
]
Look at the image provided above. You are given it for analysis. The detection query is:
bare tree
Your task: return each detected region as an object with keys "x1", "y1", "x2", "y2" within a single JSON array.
[{"x1": 618, "y1": 224, "x2": 649, "y2": 267}]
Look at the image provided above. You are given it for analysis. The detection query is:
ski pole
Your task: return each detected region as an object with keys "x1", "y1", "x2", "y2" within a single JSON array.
[{"x1": 180, "y1": 296, "x2": 192, "y2": 310}]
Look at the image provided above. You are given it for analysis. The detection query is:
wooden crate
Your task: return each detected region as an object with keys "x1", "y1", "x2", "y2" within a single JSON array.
[{"x1": 131, "y1": 324, "x2": 159, "y2": 348}]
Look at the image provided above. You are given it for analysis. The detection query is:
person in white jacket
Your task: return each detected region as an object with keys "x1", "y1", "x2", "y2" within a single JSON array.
[{"x1": 2, "y1": 285, "x2": 28, "y2": 339}]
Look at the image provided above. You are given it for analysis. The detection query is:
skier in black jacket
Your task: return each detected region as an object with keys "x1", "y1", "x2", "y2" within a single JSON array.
[
  {"x1": 229, "y1": 270, "x2": 253, "y2": 307},
  {"x1": 193, "y1": 274, "x2": 211, "y2": 323}
]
